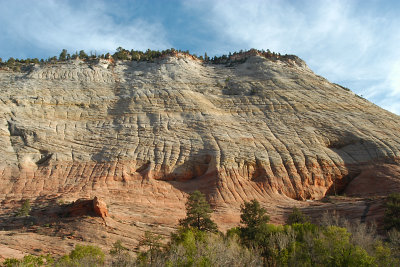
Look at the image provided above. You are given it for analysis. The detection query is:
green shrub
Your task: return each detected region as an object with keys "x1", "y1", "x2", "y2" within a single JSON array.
[
  {"x1": 3, "y1": 254, "x2": 53, "y2": 267},
  {"x1": 136, "y1": 231, "x2": 164, "y2": 265},
  {"x1": 3, "y1": 258, "x2": 20, "y2": 267},
  {"x1": 373, "y1": 241, "x2": 399, "y2": 266},
  {"x1": 78, "y1": 50, "x2": 88, "y2": 60},
  {"x1": 291, "y1": 222, "x2": 319, "y2": 242},
  {"x1": 286, "y1": 207, "x2": 310, "y2": 225},
  {"x1": 110, "y1": 240, "x2": 132, "y2": 267},
  {"x1": 110, "y1": 240, "x2": 128, "y2": 256},
  {"x1": 226, "y1": 227, "x2": 241, "y2": 239},
  {"x1": 57, "y1": 244, "x2": 104, "y2": 266},
  {"x1": 179, "y1": 190, "x2": 218, "y2": 232},
  {"x1": 384, "y1": 193, "x2": 400, "y2": 231},
  {"x1": 387, "y1": 228, "x2": 400, "y2": 259},
  {"x1": 59, "y1": 49, "x2": 67, "y2": 61},
  {"x1": 7, "y1": 57, "x2": 15, "y2": 65},
  {"x1": 137, "y1": 228, "x2": 262, "y2": 267},
  {"x1": 235, "y1": 204, "x2": 392, "y2": 266},
  {"x1": 239, "y1": 199, "x2": 270, "y2": 245},
  {"x1": 16, "y1": 199, "x2": 31, "y2": 217}
]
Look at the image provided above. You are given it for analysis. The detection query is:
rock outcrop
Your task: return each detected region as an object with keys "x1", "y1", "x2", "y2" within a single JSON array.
[
  {"x1": 93, "y1": 196, "x2": 109, "y2": 219},
  {"x1": 63, "y1": 196, "x2": 108, "y2": 219},
  {"x1": 0, "y1": 53, "x2": 399, "y2": 234}
]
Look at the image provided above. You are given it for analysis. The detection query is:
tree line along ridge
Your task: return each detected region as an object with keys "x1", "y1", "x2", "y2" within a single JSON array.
[{"x1": 0, "y1": 47, "x2": 300, "y2": 72}]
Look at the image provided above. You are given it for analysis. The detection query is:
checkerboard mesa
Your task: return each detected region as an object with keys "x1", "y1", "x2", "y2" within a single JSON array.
[{"x1": 0, "y1": 49, "x2": 399, "y2": 237}]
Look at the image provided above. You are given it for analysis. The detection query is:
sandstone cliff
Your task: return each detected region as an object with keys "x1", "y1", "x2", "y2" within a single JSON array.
[{"x1": 0, "y1": 53, "x2": 399, "y2": 255}]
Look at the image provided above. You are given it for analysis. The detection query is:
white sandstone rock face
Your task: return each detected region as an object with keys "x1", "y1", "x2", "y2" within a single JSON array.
[{"x1": 0, "y1": 54, "x2": 399, "y2": 214}]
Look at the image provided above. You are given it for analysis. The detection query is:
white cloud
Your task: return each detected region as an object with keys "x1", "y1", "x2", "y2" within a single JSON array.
[
  {"x1": 1, "y1": 0, "x2": 399, "y2": 114},
  {"x1": 184, "y1": 0, "x2": 400, "y2": 114},
  {"x1": 0, "y1": 0, "x2": 170, "y2": 58}
]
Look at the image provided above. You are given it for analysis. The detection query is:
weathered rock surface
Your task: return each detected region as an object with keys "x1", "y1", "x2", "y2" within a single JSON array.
[{"x1": 0, "y1": 52, "x2": 400, "y2": 256}]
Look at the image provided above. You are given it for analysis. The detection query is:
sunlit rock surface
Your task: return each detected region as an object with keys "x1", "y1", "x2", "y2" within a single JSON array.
[{"x1": 0, "y1": 53, "x2": 399, "y2": 252}]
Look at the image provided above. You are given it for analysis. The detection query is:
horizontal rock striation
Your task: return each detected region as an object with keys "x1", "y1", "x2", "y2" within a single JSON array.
[{"x1": 1, "y1": 54, "x2": 400, "y2": 220}]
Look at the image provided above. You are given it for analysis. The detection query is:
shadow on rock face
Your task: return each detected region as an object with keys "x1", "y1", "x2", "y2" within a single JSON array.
[{"x1": 0, "y1": 197, "x2": 109, "y2": 232}]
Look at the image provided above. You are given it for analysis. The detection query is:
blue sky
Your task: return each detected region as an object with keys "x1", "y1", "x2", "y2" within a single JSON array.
[{"x1": 1, "y1": 0, "x2": 399, "y2": 114}]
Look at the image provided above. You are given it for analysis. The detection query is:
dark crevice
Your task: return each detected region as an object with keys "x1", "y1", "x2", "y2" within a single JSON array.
[
  {"x1": 7, "y1": 120, "x2": 29, "y2": 145},
  {"x1": 327, "y1": 139, "x2": 361, "y2": 149},
  {"x1": 325, "y1": 168, "x2": 362, "y2": 196},
  {"x1": 36, "y1": 150, "x2": 53, "y2": 166},
  {"x1": 136, "y1": 161, "x2": 151, "y2": 174},
  {"x1": 360, "y1": 202, "x2": 371, "y2": 223}
]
